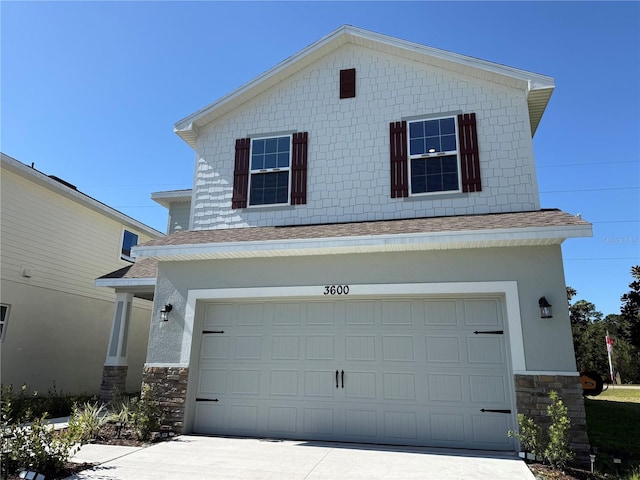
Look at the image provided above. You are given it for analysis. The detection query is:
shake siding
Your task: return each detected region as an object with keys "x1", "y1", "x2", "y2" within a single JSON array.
[
  {"x1": 192, "y1": 44, "x2": 540, "y2": 230},
  {"x1": 0, "y1": 169, "x2": 155, "y2": 302},
  {"x1": 168, "y1": 202, "x2": 191, "y2": 233}
]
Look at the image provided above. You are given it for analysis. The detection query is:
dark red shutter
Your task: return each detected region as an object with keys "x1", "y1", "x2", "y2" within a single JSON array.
[
  {"x1": 232, "y1": 138, "x2": 250, "y2": 208},
  {"x1": 290, "y1": 132, "x2": 308, "y2": 205},
  {"x1": 340, "y1": 68, "x2": 356, "y2": 99},
  {"x1": 458, "y1": 113, "x2": 482, "y2": 192},
  {"x1": 390, "y1": 121, "x2": 408, "y2": 198}
]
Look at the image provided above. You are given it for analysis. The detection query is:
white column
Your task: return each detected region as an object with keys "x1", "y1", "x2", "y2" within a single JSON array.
[{"x1": 104, "y1": 292, "x2": 133, "y2": 366}]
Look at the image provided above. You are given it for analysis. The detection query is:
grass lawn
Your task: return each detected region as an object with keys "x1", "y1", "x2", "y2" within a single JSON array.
[{"x1": 585, "y1": 387, "x2": 640, "y2": 476}]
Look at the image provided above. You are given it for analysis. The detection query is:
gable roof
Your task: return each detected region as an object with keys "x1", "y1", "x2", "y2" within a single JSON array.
[
  {"x1": 128, "y1": 209, "x2": 590, "y2": 263},
  {"x1": 1, "y1": 152, "x2": 164, "y2": 238},
  {"x1": 174, "y1": 25, "x2": 554, "y2": 148}
]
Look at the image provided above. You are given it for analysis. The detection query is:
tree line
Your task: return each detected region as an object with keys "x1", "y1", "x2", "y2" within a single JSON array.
[{"x1": 568, "y1": 265, "x2": 640, "y2": 384}]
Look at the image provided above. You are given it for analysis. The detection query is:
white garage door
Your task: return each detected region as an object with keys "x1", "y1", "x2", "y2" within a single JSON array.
[{"x1": 192, "y1": 297, "x2": 515, "y2": 450}]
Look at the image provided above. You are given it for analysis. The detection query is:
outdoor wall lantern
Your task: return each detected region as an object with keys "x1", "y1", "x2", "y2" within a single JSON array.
[
  {"x1": 160, "y1": 303, "x2": 173, "y2": 322},
  {"x1": 538, "y1": 297, "x2": 553, "y2": 319}
]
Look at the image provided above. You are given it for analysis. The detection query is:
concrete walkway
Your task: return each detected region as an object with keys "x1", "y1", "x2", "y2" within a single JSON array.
[{"x1": 67, "y1": 435, "x2": 535, "y2": 480}]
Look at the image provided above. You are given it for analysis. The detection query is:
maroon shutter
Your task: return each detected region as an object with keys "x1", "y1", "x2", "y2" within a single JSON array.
[
  {"x1": 290, "y1": 132, "x2": 308, "y2": 205},
  {"x1": 340, "y1": 68, "x2": 356, "y2": 99},
  {"x1": 458, "y1": 113, "x2": 482, "y2": 192},
  {"x1": 390, "y1": 121, "x2": 408, "y2": 198},
  {"x1": 232, "y1": 138, "x2": 250, "y2": 208}
]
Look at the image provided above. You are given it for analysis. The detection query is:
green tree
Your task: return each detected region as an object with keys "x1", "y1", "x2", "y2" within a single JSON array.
[{"x1": 620, "y1": 265, "x2": 640, "y2": 348}]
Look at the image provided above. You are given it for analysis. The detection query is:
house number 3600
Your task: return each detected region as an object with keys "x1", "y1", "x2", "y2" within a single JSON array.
[{"x1": 323, "y1": 285, "x2": 349, "y2": 295}]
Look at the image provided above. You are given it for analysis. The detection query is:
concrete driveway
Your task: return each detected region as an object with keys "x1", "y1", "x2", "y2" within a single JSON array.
[{"x1": 67, "y1": 435, "x2": 535, "y2": 480}]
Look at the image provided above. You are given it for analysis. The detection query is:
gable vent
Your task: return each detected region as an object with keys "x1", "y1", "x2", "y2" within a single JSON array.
[{"x1": 340, "y1": 68, "x2": 356, "y2": 99}]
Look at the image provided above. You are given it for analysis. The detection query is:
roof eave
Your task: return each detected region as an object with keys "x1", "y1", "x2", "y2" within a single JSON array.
[
  {"x1": 132, "y1": 224, "x2": 593, "y2": 262},
  {"x1": 173, "y1": 25, "x2": 555, "y2": 148}
]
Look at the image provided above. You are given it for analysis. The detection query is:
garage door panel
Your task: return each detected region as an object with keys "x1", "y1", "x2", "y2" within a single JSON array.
[
  {"x1": 345, "y1": 335, "x2": 376, "y2": 361},
  {"x1": 427, "y1": 373, "x2": 463, "y2": 402},
  {"x1": 424, "y1": 300, "x2": 458, "y2": 326},
  {"x1": 467, "y1": 336, "x2": 504, "y2": 364},
  {"x1": 271, "y1": 335, "x2": 300, "y2": 360},
  {"x1": 201, "y1": 335, "x2": 230, "y2": 359},
  {"x1": 305, "y1": 335, "x2": 334, "y2": 360},
  {"x1": 269, "y1": 370, "x2": 299, "y2": 396},
  {"x1": 471, "y1": 414, "x2": 512, "y2": 449},
  {"x1": 425, "y1": 335, "x2": 461, "y2": 363},
  {"x1": 464, "y1": 300, "x2": 500, "y2": 326},
  {"x1": 345, "y1": 301, "x2": 374, "y2": 325},
  {"x1": 469, "y1": 374, "x2": 508, "y2": 403},
  {"x1": 198, "y1": 368, "x2": 227, "y2": 396},
  {"x1": 194, "y1": 296, "x2": 515, "y2": 451},
  {"x1": 305, "y1": 370, "x2": 335, "y2": 397}
]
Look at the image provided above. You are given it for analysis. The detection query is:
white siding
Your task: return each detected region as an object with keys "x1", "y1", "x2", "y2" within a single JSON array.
[{"x1": 191, "y1": 44, "x2": 540, "y2": 230}]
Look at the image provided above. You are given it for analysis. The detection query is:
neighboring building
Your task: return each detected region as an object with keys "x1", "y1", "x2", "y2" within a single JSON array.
[
  {"x1": 98, "y1": 26, "x2": 592, "y2": 458},
  {"x1": 0, "y1": 153, "x2": 163, "y2": 395}
]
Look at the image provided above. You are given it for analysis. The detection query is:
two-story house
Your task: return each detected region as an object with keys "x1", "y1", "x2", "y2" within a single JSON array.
[
  {"x1": 0, "y1": 153, "x2": 163, "y2": 395},
  {"x1": 98, "y1": 26, "x2": 592, "y2": 457}
]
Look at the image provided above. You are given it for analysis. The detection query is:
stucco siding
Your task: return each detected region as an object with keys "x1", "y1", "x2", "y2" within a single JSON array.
[
  {"x1": 0, "y1": 280, "x2": 150, "y2": 394},
  {"x1": 191, "y1": 44, "x2": 539, "y2": 230},
  {"x1": 148, "y1": 245, "x2": 575, "y2": 373}
]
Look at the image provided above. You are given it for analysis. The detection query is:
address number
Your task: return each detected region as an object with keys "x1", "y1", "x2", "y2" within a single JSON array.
[{"x1": 324, "y1": 285, "x2": 350, "y2": 295}]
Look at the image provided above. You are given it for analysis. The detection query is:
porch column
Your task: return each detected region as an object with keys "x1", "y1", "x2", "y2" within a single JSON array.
[{"x1": 100, "y1": 292, "x2": 133, "y2": 404}]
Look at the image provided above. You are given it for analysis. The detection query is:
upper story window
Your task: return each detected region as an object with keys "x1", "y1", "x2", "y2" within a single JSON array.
[
  {"x1": 249, "y1": 135, "x2": 292, "y2": 206},
  {"x1": 390, "y1": 113, "x2": 481, "y2": 198},
  {"x1": 0, "y1": 304, "x2": 10, "y2": 342},
  {"x1": 121, "y1": 230, "x2": 138, "y2": 262},
  {"x1": 232, "y1": 132, "x2": 309, "y2": 209},
  {"x1": 408, "y1": 116, "x2": 460, "y2": 194}
]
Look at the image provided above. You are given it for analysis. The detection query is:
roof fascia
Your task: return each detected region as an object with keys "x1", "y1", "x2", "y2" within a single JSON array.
[
  {"x1": 2, "y1": 153, "x2": 164, "y2": 238},
  {"x1": 174, "y1": 26, "x2": 554, "y2": 148},
  {"x1": 151, "y1": 189, "x2": 193, "y2": 208},
  {"x1": 132, "y1": 223, "x2": 592, "y2": 261},
  {"x1": 95, "y1": 277, "x2": 157, "y2": 288}
]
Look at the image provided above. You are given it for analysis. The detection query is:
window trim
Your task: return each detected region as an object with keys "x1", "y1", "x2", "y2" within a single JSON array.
[
  {"x1": 247, "y1": 134, "x2": 293, "y2": 208},
  {"x1": 0, "y1": 304, "x2": 10, "y2": 343},
  {"x1": 407, "y1": 114, "x2": 462, "y2": 196},
  {"x1": 120, "y1": 229, "x2": 139, "y2": 262}
]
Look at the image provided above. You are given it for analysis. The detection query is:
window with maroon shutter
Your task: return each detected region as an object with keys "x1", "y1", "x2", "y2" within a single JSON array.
[
  {"x1": 232, "y1": 138, "x2": 250, "y2": 208},
  {"x1": 393, "y1": 112, "x2": 481, "y2": 197},
  {"x1": 340, "y1": 68, "x2": 356, "y2": 99},
  {"x1": 457, "y1": 113, "x2": 482, "y2": 192},
  {"x1": 233, "y1": 133, "x2": 308, "y2": 208},
  {"x1": 390, "y1": 121, "x2": 409, "y2": 198},
  {"x1": 290, "y1": 132, "x2": 308, "y2": 205}
]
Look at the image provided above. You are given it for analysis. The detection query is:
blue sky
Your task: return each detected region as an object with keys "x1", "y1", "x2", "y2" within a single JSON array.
[{"x1": 2, "y1": 1, "x2": 638, "y2": 316}]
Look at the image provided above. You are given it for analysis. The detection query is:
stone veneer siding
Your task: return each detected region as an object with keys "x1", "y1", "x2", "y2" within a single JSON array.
[
  {"x1": 514, "y1": 374, "x2": 590, "y2": 465},
  {"x1": 142, "y1": 366, "x2": 189, "y2": 433},
  {"x1": 100, "y1": 365, "x2": 128, "y2": 405}
]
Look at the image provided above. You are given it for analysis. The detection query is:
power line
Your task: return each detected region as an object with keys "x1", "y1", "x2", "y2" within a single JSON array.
[
  {"x1": 541, "y1": 186, "x2": 639, "y2": 194},
  {"x1": 537, "y1": 160, "x2": 638, "y2": 168}
]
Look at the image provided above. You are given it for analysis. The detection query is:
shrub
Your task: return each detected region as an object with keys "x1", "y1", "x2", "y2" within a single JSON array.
[
  {"x1": 129, "y1": 384, "x2": 162, "y2": 441},
  {"x1": 509, "y1": 413, "x2": 542, "y2": 458},
  {"x1": 543, "y1": 390, "x2": 574, "y2": 469},
  {"x1": 69, "y1": 402, "x2": 109, "y2": 442}
]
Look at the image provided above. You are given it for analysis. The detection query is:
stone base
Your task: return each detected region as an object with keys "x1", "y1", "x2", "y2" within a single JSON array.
[
  {"x1": 514, "y1": 374, "x2": 590, "y2": 466},
  {"x1": 142, "y1": 366, "x2": 189, "y2": 433},
  {"x1": 100, "y1": 365, "x2": 128, "y2": 405}
]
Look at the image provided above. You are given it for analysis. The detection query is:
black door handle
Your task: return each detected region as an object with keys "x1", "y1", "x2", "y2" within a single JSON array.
[
  {"x1": 341, "y1": 370, "x2": 345, "y2": 388},
  {"x1": 336, "y1": 370, "x2": 339, "y2": 388}
]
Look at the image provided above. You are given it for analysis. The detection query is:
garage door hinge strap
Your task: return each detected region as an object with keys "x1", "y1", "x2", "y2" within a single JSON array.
[
  {"x1": 480, "y1": 409, "x2": 511, "y2": 414},
  {"x1": 203, "y1": 330, "x2": 225, "y2": 334},
  {"x1": 473, "y1": 330, "x2": 504, "y2": 335},
  {"x1": 196, "y1": 398, "x2": 219, "y2": 402}
]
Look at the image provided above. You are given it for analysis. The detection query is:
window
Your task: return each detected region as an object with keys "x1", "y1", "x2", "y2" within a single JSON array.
[
  {"x1": 232, "y1": 132, "x2": 308, "y2": 208},
  {"x1": 0, "y1": 304, "x2": 10, "y2": 342},
  {"x1": 249, "y1": 136, "x2": 291, "y2": 206},
  {"x1": 121, "y1": 230, "x2": 138, "y2": 261},
  {"x1": 408, "y1": 116, "x2": 460, "y2": 194},
  {"x1": 390, "y1": 113, "x2": 481, "y2": 198}
]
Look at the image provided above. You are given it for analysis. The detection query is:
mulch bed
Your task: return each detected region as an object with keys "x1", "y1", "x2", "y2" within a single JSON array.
[{"x1": 528, "y1": 463, "x2": 600, "y2": 480}]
